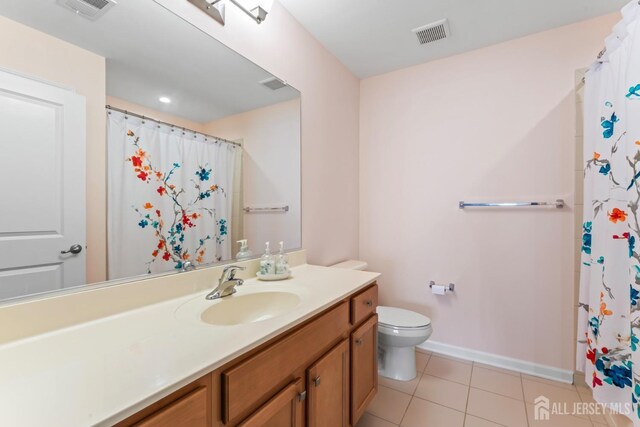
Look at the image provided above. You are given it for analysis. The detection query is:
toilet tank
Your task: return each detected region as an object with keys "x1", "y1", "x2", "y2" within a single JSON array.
[{"x1": 330, "y1": 260, "x2": 368, "y2": 271}]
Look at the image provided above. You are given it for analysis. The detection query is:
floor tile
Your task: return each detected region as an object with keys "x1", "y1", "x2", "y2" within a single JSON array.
[
  {"x1": 425, "y1": 356, "x2": 473, "y2": 385},
  {"x1": 366, "y1": 385, "x2": 411, "y2": 424},
  {"x1": 416, "y1": 352, "x2": 430, "y2": 373},
  {"x1": 401, "y1": 397, "x2": 465, "y2": 427},
  {"x1": 609, "y1": 413, "x2": 634, "y2": 426},
  {"x1": 522, "y1": 374, "x2": 578, "y2": 391},
  {"x1": 357, "y1": 412, "x2": 398, "y2": 427},
  {"x1": 522, "y1": 379, "x2": 586, "y2": 420},
  {"x1": 473, "y1": 362, "x2": 521, "y2": 377},
  {"x1": 414, "y1": 374, "x2": 469, "y2": 412},
  {"x1": 464, "y1": 415, "x2": 505, "y2": 427},
  {"x1": 378, "y1": 374, "x2": 420, "y2": 396},
  {"x1": 471, "y1": 366, "x2": 523, "y2": 400},
  {"x1": 525, "y1": 402, "x2": 593, "y2": 427},
  {"x1": 522, "y1": 378, "x2": 582, "y2": 404},
  {"x1": 576, "y1": 386, "x2": 608, "y2": 424},
  {"x1": 466, "y1": 388, "x2": 528, "y2": 427},
  {"x1": 431, "y1": 352, "x2": 473, "y2": 365}
]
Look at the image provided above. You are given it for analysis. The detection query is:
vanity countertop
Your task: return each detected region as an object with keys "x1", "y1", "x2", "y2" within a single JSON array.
[{"x1": 0, "y1": 264, "x2": 379, "y2": 427}]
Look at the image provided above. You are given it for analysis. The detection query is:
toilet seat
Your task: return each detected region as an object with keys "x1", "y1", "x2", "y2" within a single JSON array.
[{"x1": 377, "y1": 306, "x2": 431, "y2": 329}]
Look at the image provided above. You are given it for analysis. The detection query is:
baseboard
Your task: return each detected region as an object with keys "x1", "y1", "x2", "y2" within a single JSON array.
[{"x1": 417, "y1": 340, "x2": 575, "y2": 384}]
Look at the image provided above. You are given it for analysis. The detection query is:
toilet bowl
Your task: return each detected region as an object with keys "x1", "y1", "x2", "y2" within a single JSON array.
[
  {"x1": 377, "y1": 306, "x2": 432, "y2": 381},
  {"x1": 329, "y1": 260, "x2": 433, "y2": 382}
]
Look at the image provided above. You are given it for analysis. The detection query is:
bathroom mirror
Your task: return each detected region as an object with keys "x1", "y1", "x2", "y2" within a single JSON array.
[{"x1": 0, "y1": 0, "x2": 301, "y2": 302}]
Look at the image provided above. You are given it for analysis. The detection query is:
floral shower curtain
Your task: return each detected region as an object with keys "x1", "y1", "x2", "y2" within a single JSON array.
[
  {"x1": 107, "y1": 110, "x2": 237, "y2": 280},
  {"x1": 577, "y1": 0, "x2": 640, "y2": 422}
]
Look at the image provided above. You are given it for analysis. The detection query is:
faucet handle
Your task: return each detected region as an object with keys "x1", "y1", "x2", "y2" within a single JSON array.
[
  {"x1": 181, "y1": 261, "x2": 195, "y2": 272},
  {"x1": 223, "y1": 265, "x2": 246, "y2": 279}
]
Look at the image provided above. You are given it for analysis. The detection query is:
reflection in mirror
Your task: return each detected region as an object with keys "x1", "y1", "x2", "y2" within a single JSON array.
[{"x1": 0, "y1": 0, "x2": 300, "y2": 302}]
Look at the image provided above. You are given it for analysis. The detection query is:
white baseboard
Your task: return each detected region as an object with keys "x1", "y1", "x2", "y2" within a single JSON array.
[{"x1": 417, "y1": 340, "x2": 575, "y2": 384}]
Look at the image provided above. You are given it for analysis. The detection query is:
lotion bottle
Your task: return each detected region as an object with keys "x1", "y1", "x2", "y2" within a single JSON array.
[
  {"x1": 259, "y1": 242, "x2": 275, "y2": 275},
  {"x1": 235, "y1": 240, "x2": 253, "y2": 260},
  {"x1": 275, "y1": 241, "x2": 289, "y2": 275}
]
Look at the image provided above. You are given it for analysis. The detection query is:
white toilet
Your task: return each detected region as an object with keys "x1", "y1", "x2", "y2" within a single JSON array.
[
  {"x1": 377, "y1": 306, "x2": 432, "y2": 381},
  {"x1": 330, "y1": 260, "x2": 433, "y2": 381}
]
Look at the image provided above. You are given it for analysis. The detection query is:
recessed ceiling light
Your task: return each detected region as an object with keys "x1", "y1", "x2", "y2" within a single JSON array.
[{"x1": 159, "y1": 96, "x2": 171, "y2": 104}]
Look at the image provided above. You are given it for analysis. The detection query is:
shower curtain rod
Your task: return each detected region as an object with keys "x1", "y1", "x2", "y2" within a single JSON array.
[{"x1": 105, "y1": 105, "x2": 242, "y2": 148}]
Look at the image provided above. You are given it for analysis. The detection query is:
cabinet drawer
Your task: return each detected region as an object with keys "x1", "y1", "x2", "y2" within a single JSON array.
[
  {"x1": 223, "y1": 302, "x2": 350, "y2": 424},
  {"x1": 350, "y1": 284, "x2": 378, "y2": 325},
  {"x1": 134, "y1": 386, "x2": 207, "y2": 427}
]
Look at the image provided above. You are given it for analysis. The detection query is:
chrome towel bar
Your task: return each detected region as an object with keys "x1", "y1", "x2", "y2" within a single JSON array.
[
  {"x1": 243, "y1": 206, "x2": 289, "y2": 213},
  {"x1": 459, "y1": 199, "x2": 565, "y2": 209}
]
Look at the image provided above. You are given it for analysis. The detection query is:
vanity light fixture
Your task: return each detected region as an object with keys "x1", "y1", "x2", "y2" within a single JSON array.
[
  {"x1": 187, "y1": 0, "x2": 273, "y2": 26},
  {"x1": 158, "y1": 96, "x2": 171, "y2": 104}
]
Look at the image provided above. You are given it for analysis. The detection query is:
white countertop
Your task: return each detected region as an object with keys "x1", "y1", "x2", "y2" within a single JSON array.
[{"x1": 0, "y1": 264, "x2": 379, "y2": 427}]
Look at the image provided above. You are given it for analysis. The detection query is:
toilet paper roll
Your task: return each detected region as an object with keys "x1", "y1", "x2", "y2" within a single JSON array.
[{"x1": 431, "y1": 284, "x2": 447, "y2": 295}]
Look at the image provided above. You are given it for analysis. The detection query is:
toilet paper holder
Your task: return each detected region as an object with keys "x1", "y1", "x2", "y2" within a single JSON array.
[{"x1": 429, "y1": 281, "x2": 455, "y2": 292}]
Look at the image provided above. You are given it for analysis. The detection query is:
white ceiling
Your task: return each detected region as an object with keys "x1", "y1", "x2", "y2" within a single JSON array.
[
  {"x1": 0, "y1": 0, "x2": 299, "y2": 123},
  {"x1": 278, "y1": 0, "x2": 628, "y2": 78}
]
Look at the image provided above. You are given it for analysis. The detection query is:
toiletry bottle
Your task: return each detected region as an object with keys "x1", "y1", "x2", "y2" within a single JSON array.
[
  {"x1": 275, "y1": 241, "x2": 289, "y2": 275},
  {"x1": 235, "y1": 239, "x2": 253, "y2": 260},
  {"x1": 260, "y1": 242, "x2": 275, "y2": 275}
]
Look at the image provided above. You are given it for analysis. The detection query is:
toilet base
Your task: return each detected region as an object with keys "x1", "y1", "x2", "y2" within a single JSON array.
[{"x1": 377, "y1": 344, "x2": 417, "y2": 381}]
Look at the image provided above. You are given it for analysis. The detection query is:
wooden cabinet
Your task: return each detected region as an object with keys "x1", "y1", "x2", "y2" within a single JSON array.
[
  {"x1": 350, "y1": 284, "x2": 378, "y2": 326},
  {"x1": 306, "y1": 339, "x2": 350, "y2": 427},
  {"x1": 237, "y1": 379, "x2": 304, "y2": 427},
  {"x1": 222, "y1": 302, "x2": 350, "y2": 425},
  {"x1": 116, "y1": 283, "x2": 378, "y2": 427},
  {"x1": 134, "y1": 387, "x2": 208, "y2": 427},
  {"x1": 115, "y1": 374, "x2": 212, "y2": 427},
  {"x1": 351, "y1": 314, "x2": 378, "y2": 425}
]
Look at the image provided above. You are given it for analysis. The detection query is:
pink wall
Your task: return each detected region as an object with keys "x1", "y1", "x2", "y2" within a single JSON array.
[
  {"x1": 360, "y1": 14, "x2": 619, "y2": 370},
  {"x1": 157, "y1": 0, "x2": 360, "y2": 266},
  {"x1": 205, "y1": 99, "x2": 302, "y2": 250}
]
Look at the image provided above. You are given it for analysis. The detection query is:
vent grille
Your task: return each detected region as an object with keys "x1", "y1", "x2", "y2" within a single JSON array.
[
  {"x1": 57, "y1": 0, "x2": 116, "y2": 20},
  {"x1": 412, "y1": 19, "x2": 450, "y2": 45},
  {"x1": 259, "y1": 77, "x2": 287, "y2": 91},
  {"x1": 82, "y1": 0, "x2": 110, "y2": 8}
]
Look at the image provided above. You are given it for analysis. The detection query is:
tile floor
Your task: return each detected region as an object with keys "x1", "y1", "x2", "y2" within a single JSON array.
[{"x1": 356, "y1": 350, "x2": 631, "y2": 427}]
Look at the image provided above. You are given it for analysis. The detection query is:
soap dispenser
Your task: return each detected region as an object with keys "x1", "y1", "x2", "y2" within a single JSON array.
[
  {"x1": 275, "y1": 241, "x2": 289, "y2": 275},
  {"x1": 235, "y1": 239, "x2": 253, "y2": 260},
  {"x1": 259, "y1": 242, "x2": 275, "y2": 275}
]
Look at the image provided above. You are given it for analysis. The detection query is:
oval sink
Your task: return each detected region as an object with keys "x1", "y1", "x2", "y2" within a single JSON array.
[{"x1": 201, "y1": 291, "x2": 301, "y2": 326}]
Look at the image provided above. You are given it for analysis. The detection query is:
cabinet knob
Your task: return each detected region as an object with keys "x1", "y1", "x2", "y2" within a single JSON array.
[
  {"x1": 364, "y1": 300, "x2": 373, "y2": 307},
  {"x1": 355, "y1": 339, "x2": 363, "y2": 346},
  {"x1": 298, "y1": 390, "x2": 307, "y2": 401},
  {"x1": 313, "y1": 377, "x2": 321, "y2": 387}
]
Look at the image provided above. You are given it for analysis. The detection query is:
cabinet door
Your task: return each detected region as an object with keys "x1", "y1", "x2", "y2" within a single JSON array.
[
  {"x1": 307, "y1": 339, "x2": 350, "y2": 427},
  {"x1": 237, "y1": 379, "x2": 305, "y2": 427},
  {"x1": 133, "y1": 387, "x2": 207, "y2": 427},
  {"x1": 351, "y1": 314, "x2": 378, "y2": 425}
]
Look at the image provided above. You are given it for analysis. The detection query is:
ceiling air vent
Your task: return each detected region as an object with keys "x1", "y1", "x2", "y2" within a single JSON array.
[
  {"x1": 412, "y1": 19, "x2": 450, "y2": 45},
  {"x1": 56, "y1": 0, "x2": 117, "y2": 21},
  {"x1": 259, "y1": 77, "x2": 287, "y2": 91}
]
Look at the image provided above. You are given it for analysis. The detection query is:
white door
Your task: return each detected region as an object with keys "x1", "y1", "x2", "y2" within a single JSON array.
[{"x1": 0, "y1": 69, "x2": 86, "y2": 300}]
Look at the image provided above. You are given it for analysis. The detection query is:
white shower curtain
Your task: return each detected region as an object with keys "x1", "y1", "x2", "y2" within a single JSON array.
[
  {"x1": 577, "y1": 1, "x2": 640, "y2": 423},
  {"x1": 107, "y1": 110, "x2": 237, "y2": 280}
]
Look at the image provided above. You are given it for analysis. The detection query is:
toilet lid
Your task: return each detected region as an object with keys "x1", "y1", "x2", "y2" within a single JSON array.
[{"x1": 377, "y1": 306, "x2": 431, "y2": 328}]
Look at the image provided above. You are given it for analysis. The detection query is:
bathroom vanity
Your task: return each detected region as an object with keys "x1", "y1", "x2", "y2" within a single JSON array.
[
  {"x1": 115, "y1": 283, "x2": 378, "y2": 427},
  {"x1": 0, "y1": 257, "x2": 380, "y2": 427}
]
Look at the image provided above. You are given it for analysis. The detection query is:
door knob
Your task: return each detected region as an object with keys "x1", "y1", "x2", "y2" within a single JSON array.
[
  {"x1": 61, "y1": 244, "x2": 83, "y2": 255},
  {"x1": 313, "y1": 377, "x2": 321, "y2": 387}
]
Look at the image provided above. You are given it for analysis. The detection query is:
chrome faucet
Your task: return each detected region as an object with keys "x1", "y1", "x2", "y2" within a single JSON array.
[{"x1": 206, "y1": 265, "x2": 246, "y2": 300}]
